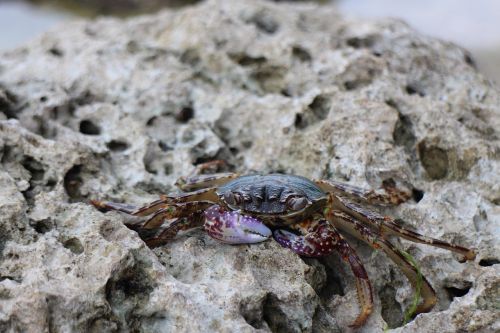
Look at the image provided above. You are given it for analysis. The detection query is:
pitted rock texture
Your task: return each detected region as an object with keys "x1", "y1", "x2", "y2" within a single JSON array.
[{"x1": 0, "y1": 0, "x2": 499, "y2": 332}]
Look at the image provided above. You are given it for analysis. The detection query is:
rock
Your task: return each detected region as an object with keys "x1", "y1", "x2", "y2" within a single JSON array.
[{"x1": 0, "y1": 0, "x2": 498, "y2": 332}]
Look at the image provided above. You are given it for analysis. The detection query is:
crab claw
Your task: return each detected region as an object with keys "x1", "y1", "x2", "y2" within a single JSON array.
[{"x1": 204, "y1": 205, "x2": 271, "y2": 244}]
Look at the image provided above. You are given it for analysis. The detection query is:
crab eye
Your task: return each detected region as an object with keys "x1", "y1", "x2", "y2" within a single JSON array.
[
  {"x1": 224, "y1": 192, "x2": 242, "y2": 206},
  {"x1": 286, "y1": 196, "x2": 308, "y2": 211}
]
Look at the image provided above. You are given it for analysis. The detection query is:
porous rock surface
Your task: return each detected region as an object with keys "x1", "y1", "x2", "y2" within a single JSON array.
[{"x1": 0, "y1": 0, "x2": 499, "y2": 332}]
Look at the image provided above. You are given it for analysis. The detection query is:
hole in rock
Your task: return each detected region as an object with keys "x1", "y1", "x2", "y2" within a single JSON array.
[
  {"x1": 294, "y1": 95, "x2": 331, "y2": 130},
  {"x1": 230, "y1": 53, "x2": 267, "y2": 67},
  {"x1": 158, "y1": 140, "x2": 172, "y2": 152},
  {"x1": 105, "y1": 262, "x2": 156, "y2": 306},
  {"x1": 0, "y1": 88, "x2": 19, "y2": 119},
  {"x1": 180, "y1": 49, "x2": 201, "y2": 66},
  {"x1": 393, "y1": 112, "x2": 416, "y2": 151},
  {"x1": 64, "y1": 165, "x2": 84, "y2": 201},
  {"x1": 31, "y1": 218, "x2": 53, "y2": 234},
  {"x1": 250, "y1": 65, "x2": 287, "y2": 94},
  {"x1": 280, "y1": 88, "x2": 291, "y2": 97},
  {"x1": 412, "y1": 188, "x2": 424, "y2": 202},
  {"x1": 343, "y1": 80, "x2": 359, "y2": 91},
  {"x1": 22, "y1": 156, "x2": 45, "y2": 182},
  {"x1": 405, "y1": 85, "x2": 425, "y2": 97},
  {"x1": 262, "y1": 293, "x2": 289, "y2": 333},
  {"x1": 318, "y1": 257, "x2": 345, "y2": 301},
  {"x1": 146, "y1": 116, "x2": 157, "y2": 126},
  {"x1": 107, "y1": 140, "x2": 129, "y2": 152},
  {"x1": 294, "y1": 113, "x2": 305, "y2": 129},
  {"x1": 249, "y1": 11, "x2": 279, "y2": 34},
  {"x1": 63, "y1": 237, "x2": 84, "y2": 254},
  {"x1": 417, "y1": 142, "x2": 449, "y2": 180},
  {"x1": 79, "y1": 120, "x2": 101, "y2": 135},
  {"x1": 240, "y1": 300, "x2": 264, "y2": 329},
  {"x1": 48, "y1": 47, "x2": 63, "y2": 57},
  {"x1": 291, "y1": 46, "x2": 312, "y2": 62},
  {"x1": 72, "y1": 90, "x2": 97, "y2": 107},
  {"x1": 21, "y1": 156, "x2": 47, "y2": 205},
  {"x1": 346, "y1": 36, "x2": 375, "y2": 48},
  {"x1": 164, "y1": 163, "x2": 173, "y2": 175},
  {"x1": 479, "y1": 258, "x2": 499, "y2": 267},
  {"x1": 175, "y1": 106, "x2": 194, "y2": 123},
  {"x1": 382, "y1": 177, "x2": 396, "y2": 189},
  {"x1": 463, "y1": 52, "x2": 477, "y2": 69},
  {"x1": 445, "y1": 282, "x2": 472, "y2": 301},
  {"x1": 309, "y1": 95, "x2": 330, "y2": 120},
  {"x1": 379, "y1": 284, "x2": 403, "y2": 328}
]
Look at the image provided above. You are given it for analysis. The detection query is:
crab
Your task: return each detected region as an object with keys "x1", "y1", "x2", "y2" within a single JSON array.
[{"x1": 91, "y1": 161, "x2": 476, "y2": 328}]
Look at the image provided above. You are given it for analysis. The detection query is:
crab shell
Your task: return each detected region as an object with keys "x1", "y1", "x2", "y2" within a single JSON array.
[{"x1": 216, "y1": 174, "x2": 327, "y2": 223}]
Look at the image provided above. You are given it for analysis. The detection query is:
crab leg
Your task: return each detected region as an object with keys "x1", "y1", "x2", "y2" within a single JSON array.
[
  {"x1": 163, "y1": 187, "x2": 220, "y2": 203},
  {"x1": 273, "y1": 219, "x2": 339, "y2": 257},
  {"x1": 91, "y1": 198, "x2": 169, "y2": 216},
  {"x1": 175, "y1": 159, "x2": 239, "y2": 191},
  {"x1": 273, "y1": 219, "x2": 374, "y2": 327},
  {"x1": 91, "y1": 187, "x2": 220, "y2": 216},
  {"x1": 142, "y1": 201, "x2": 214, "y2": 229},
  {"x1": 175, "y1": 173, "x2": 239, "y2": 191},
  {"x1": 189, "y1": 160, "x2": 228, "y2": 175},
  {"x1": 315, "y1": 179, "x2": 411, "y2": 206},
  {"x1": 333, "y1": 196, "x2": 476, "y2": 261},
  {"x1": 328, "y1": 210, "x2": 437, "y2": 314},
  {"x1": 145, "y1": 213, "x2": 205, "y2": 248}
]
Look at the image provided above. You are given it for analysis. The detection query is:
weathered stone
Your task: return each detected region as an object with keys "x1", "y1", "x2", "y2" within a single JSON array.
[{"x1": 0, "y1": 0, "x2": 498, "y2": 332}]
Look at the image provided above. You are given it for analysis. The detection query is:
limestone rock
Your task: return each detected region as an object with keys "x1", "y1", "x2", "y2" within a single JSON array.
[{"x1": 0, "y1": 0, "x2": 498, "y2": 332}]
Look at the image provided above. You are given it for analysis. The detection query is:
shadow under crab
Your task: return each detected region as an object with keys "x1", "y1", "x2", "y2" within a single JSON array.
[{"x1": 91, "y1": 162, "x2": 476, "y2": 328}]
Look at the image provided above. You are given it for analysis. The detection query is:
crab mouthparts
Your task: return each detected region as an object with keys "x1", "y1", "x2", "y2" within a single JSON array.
[{"x1": 204, "y1": 205, "x2": 271, "y2": 244}]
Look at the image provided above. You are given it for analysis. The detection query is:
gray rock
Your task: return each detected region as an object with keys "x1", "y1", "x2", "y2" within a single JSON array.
[{"x1": 0, "y1": 0, "x2": 498, "y2": 332}]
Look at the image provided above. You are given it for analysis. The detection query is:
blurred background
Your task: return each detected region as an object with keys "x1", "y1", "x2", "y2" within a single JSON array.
[{"x1": 1, "y1": 0, "x2": 499, "y2": 83}]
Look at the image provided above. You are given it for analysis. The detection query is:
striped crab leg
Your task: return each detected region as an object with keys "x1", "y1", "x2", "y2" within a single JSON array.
[
  {"x1": 175, "y1": 160, "x2": 239, "y2": 191},
  {"x1": 327, "y1": 209, "x2": 438, "y2": 314},
  {"x1": 315, "y1": 178, "x2": 412, "y2": 206},
  {"x1": 333, "y1": 196, "x2": 476, "y2": 262}
]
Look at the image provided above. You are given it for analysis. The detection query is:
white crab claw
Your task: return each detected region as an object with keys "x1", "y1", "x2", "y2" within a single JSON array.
[{"x1": 204, "y1": 205, "x2": 271, "y2": 244}]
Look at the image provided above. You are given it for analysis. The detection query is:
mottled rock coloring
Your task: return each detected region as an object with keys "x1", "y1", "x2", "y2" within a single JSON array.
[{"x1": 0, "y1": 0, "x2": 498, "y2": 332}]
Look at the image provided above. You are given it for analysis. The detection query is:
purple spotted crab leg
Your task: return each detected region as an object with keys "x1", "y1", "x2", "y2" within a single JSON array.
[{"x1": 273, "y1": 218, "x2": 374, "y2": 327}]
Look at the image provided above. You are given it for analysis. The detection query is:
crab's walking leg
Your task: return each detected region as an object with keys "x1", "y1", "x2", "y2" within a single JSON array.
[
  {"x1": 328, "y1": 210, "x2": 437, "y2": 314},
  {"x1": 141, "y1": 201, "x2": 214, "y2": 229},
  {"x1": 175, "y1": 173, "x2": 239, "y2": 191},
  {"x1": 91, "y1": 198, "x2": 169, "y2": 216},
  {"x1": 175, "y1": 160, "x2": 239, "y2": 191},
  {"x1": 92, "y1": 162, "x2": 237, "y2": 216},
  {"x1": 91, "y1": 187, "x2": 220, "y2": 216},
  {"x1": 189, "y1": 160, "x2": 228, "y2": 175},
  {"x1": 273, "y1": 219, "x2": 338, "y2": 257},
  {"x1": 273, "y1": 219, "x2": 374, "y2": 327},
  {"x1": 334, "y1": 196, "x2": 476, "y2": 261},
  {"x1": 315, "y1": 179, "x2": 411, "y2": 206},
  {"x1": 146, "y1": 213, "x2": 205, "y2": 248}
]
